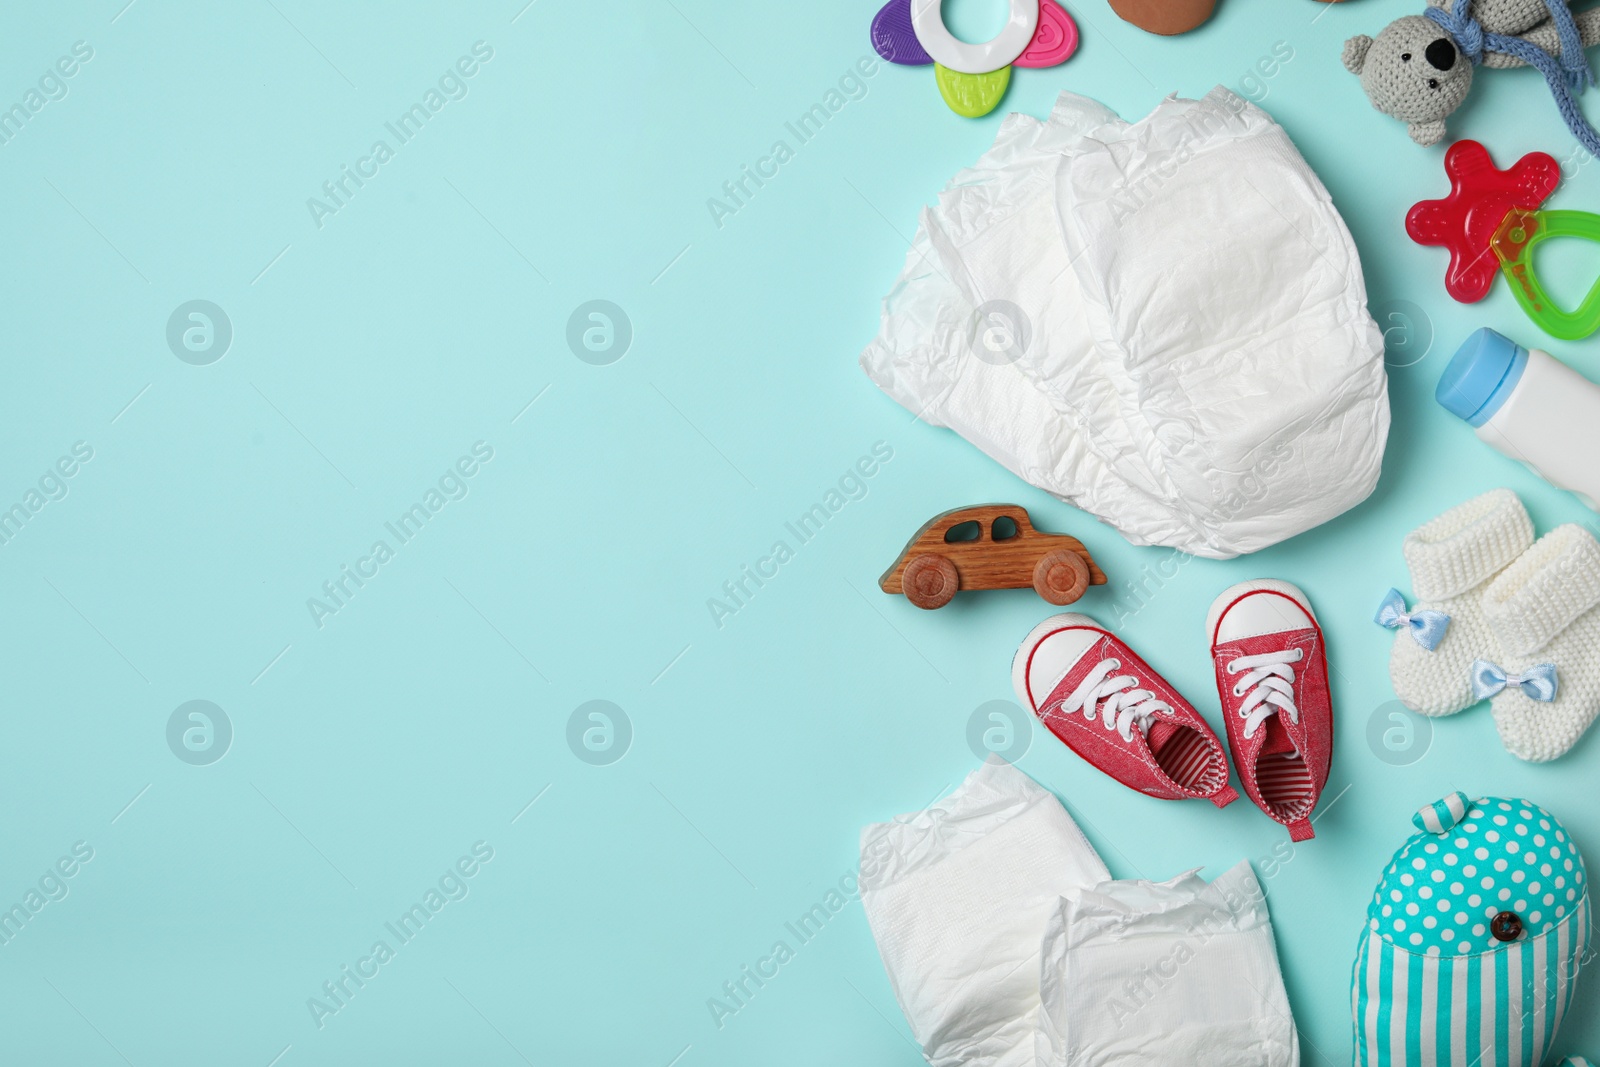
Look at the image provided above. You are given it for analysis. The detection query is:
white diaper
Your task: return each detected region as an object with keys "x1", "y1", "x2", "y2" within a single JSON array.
[
  {"x1": 1036, "y1": 864, "x2": 1299, "y2": 1067},
  {"x1": 861, "y1": 88, "x2": 1389, "y2": 559},
  {"x1": 861, "y1": 762, "x2": 1302, "y2": 1066},
  {"x1": 859, "y1": 757, "x2": 1109, "y2": 1067},
  {"x1": 862, "y1": 96, "x2": 1180, "y2": 543}
]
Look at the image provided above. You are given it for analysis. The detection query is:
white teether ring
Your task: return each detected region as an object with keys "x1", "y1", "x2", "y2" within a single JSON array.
[{"x1": 910, "y1": 0, "x2": 1038, "y2": 75}]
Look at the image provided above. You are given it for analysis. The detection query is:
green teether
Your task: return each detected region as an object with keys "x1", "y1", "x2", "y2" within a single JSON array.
[
  {"x1": 1492, "y1": 207, "x2": 1600, "y2": 341},
  {"x1": 934, "y1": 63, "x2": 1009, "y2": 118}
]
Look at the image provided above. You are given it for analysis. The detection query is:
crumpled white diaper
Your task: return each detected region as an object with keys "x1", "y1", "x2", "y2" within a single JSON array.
[
  {"x1": 1036, "y1": 863, "x2": 1298, "y2": 1067},
  {"x1": 860, "y1": 95, "x2": 1178, "y2": 542},
  {"x1": 859, "y1": 757, "x2": 1109, "y2": 1067},
  {"x1": 860, "y1": 87, "x2": 1388, "y2": 559}
]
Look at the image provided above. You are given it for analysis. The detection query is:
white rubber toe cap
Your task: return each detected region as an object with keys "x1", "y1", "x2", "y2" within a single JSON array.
[
  {"x1": 1012, "y1": 613, "x2": 1104, "y2": 710},
  {"x1": 1207, "y1": 579, "x2": 1316, "y2": 644}
]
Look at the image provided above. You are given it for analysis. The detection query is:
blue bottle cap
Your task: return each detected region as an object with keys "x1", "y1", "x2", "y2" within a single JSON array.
[{"x1": 1436, "y1": 328, "x2": 1529, "y2": 427}]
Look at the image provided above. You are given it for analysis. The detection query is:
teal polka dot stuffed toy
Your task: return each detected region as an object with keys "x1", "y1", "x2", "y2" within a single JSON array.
[{"x1": 1352, "y1": 791, "x2": 1591, "y2": 1066}]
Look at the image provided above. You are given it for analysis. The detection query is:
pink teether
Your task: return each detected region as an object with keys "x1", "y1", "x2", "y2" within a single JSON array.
[{"x1": 1014, "y1": 1, "x2": 1078, "y2": 68}]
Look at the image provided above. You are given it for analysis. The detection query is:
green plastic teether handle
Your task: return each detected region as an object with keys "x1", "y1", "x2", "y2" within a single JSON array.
[
  {"x1": 934, "y1": 63, "x2": 1009, "y2": 118},
  {"x1": 1492, "y1": 207, "x2": 1600, "y2": 341}
]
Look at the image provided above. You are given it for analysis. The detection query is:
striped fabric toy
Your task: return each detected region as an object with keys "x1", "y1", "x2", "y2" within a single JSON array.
[{"x1": 1352, "y1": 792, "x2": 1591, "y2": 1067}]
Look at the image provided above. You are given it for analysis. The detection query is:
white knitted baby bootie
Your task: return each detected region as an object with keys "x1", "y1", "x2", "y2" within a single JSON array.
[
  {"x1": 1481, "y1": 524, "x2": 1600, "y2": 762},
  {"x1": 1386, "y1": 489, "x2": 1533, "y2": 716}
]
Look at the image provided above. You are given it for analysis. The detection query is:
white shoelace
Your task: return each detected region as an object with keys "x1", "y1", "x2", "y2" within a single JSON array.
[
  {"x1": 1058, "y1": 658, "x2": 1171, "y2": 742},
  {"x1": 1227, "y1": 647, "x2": 1305, "y2": 740}
]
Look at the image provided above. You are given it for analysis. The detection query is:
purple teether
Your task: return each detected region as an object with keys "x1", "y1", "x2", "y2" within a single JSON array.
[{"x1": 872, "y1": 0, "x2": 932, "y2": 65}]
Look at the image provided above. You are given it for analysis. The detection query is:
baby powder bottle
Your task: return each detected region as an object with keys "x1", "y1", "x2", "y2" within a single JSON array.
[{"x1": 1436, "y1": 328, "x2": 1600, "y2": 510}]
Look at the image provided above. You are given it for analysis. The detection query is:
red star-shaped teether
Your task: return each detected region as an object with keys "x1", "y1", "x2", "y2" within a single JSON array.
[{"x1": 1406, "y1": 140, "x2": 1562, "y2": 303}]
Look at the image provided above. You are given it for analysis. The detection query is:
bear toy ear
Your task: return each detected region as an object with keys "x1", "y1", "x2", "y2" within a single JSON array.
[
  {"x1": 1409, "y1": 119, "x2": 1449, "y2": 145},
  {"x1": 1342, "y1": 34, "x2": 1373, "y2": 74}
]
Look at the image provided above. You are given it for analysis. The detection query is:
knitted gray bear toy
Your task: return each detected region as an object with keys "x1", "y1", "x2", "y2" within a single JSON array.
[{"x1": 1343, "y1": 0, "x2": 1600, "y2": 147}]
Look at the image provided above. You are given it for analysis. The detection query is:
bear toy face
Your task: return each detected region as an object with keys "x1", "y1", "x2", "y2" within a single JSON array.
[
  {"x1": 1344, "y1": 15, "x2": 1474, "y2": 145},
  {"x1": 1353, "y1": 792, "x2": 1591, "y2": 1066}
]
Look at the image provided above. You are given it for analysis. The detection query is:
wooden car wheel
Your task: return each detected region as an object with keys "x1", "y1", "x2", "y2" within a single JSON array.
[
  {"x1": 902, "y1": 554, "x2": 959, "y2": 609},
  {"x1": 1033, "y1": 550, "x2": 1090, "y2": 605}
]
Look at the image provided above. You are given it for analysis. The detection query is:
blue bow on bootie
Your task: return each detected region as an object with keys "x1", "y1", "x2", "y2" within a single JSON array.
[
  {"x1": 1470, "y1": 659, "x2": 1560, "y2": 702},
  {"x1": 1375, "y1": 588, "x2": 1451, "y2": 651}
]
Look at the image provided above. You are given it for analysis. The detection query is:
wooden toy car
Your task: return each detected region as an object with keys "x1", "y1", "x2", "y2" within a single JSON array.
[{"x1": 879, "y1": 504, "x2": 1107, "y2": 610}]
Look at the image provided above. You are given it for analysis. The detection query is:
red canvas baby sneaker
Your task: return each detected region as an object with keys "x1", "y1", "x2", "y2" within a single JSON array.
[
  {"x1": 1207, "y1": 580, "x2": 1333, "y2": 842},
  {"x1": 1012, "y1": 614, "x2": 1238, "y2": 806}
]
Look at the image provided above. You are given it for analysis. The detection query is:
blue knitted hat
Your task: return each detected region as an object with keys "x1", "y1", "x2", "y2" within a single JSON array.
[{"x1": 1351, "y1": 793, "x2": 1590, "y2": 1066}]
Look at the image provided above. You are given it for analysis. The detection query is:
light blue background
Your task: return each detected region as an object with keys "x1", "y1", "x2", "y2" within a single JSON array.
[{"x1": 2, "y1": 0, "x2": 1598, "y2": 1062}]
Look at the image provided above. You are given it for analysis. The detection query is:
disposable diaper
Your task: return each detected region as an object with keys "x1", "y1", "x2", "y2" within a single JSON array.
[
  {"x1": 1036, "y1": 864, "x2": 1298, "y2": 1067},
  {"x1": 861, "y1": 88, "x2": 1389, "y2": 559},
  {"x1": 859, "y1": 757, "x2": 1109, "y2": 1067},
  {"x1": 861, "y1": 96, "x2": 1179, "y2": 542}
]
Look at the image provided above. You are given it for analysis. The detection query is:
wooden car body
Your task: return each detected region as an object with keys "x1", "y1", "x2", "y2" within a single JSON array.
[{"x1": 879, "y1": 504, "x2": 1106, "y2": 607}]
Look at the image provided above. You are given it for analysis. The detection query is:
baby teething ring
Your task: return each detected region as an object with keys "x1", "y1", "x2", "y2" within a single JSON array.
[
  {"x1": 1405, "y1": 140, "x2": 1560, "y2": 304},
  {"x1": 1408, "y1": 139, "x2": 1600, "y2": 340},
  {"x1": 1491, "y1": 208, "x2": 1600, "y2": 341},
  {"x1": 871, "y1": 0, "x2": 1079, "y2": 118},
  {"x1": 910, "y1": 0, "x2": 1038, "y2": 74}
]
